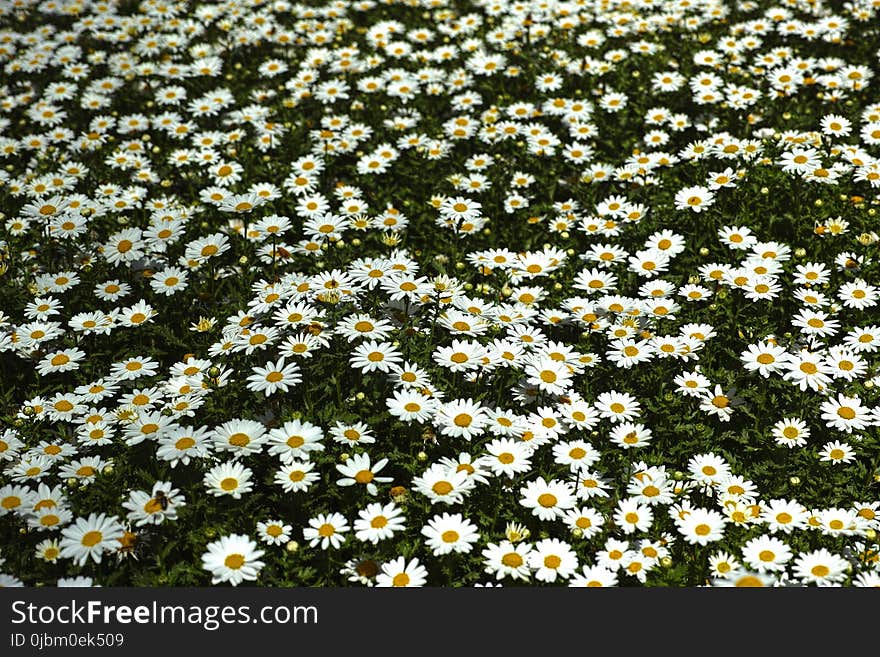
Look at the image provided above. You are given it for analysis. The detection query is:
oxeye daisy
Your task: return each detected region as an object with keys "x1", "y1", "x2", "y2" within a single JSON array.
[
  {"x1": 274, "y1": 461, "x2": 319, "y2": 493},
  {"x1": 820, "y1": 394, "x2": 872, "y2": 433},
  {"x1": 610, "y1": 422, "x2": 653, "y2": 449},
  {"x1": 818, "y1": 440, "x2": 856, "y2": 465},
  {"x1": 353, "y1": 502, "x2": 406, "y2": 544},
  {"x1": 375, "y1": 557, "x2": 428, "y2": 588},
  {"x1": 212, "y1": 419, "x2": 267, "y2": 456},
  {"x1": 156, "y1": 425, "x2": 212, "y2": 467},
  {"x1": 421, "y1": 513, "x2": 480, "y2": 556},
  {"x1": 386, "y1": 389, "x2": 437, "y2": 424},
  {"x1": 329, "y1": 421, "x2": 376, "y2": 446},
  {"x1": 59, "y1": 513, "x2": 125, "y2": 566},
  {"x1": 267, "y1": 420, "x2": 324, "y2": 463},
  {"x1": 562, "y1": 506, "x2": 605, "y2": 539},
  {"x1": 412, "y1": 464, "x2": 475, "y2": 506},
  {"x1": 349, "y1": 340, "x2": 403, "y2": 373},
  {"x1": 201, "y1": 534, "x2": 265, "y2": 586},
  {"x1": 529, "y1": 538, "x2": 579, "y2": 583},
  {"x1": 204, "y1": 461, "x2": 254, "y2": 499},
  {"x1": 482, "y1": 540, "x2": 534, "y2": 582},
  {"x1": 741, "y1": 535, "x2": 792, "y2": 573},
  {"x1": 594, "y1": 390, "x2": 641, "y2": 423},
  {"x1": 257, "y1": 520, "x2": 293, "y2": 546},
  {"x1": 520, "y1": 477, "x2": 576, "y2": 521},
  {"x1": 246, "y1": 357, "x2": 302, "y2": 396},
  {"x1": 303, "y1": 512, "x2": 349, "y2": 550},
  {"x1": 336, "y1": 453, "x2": 392, "y2": 496},
  {"x1": 122, "y1": 482, "x2": 184, "y2": 526}
]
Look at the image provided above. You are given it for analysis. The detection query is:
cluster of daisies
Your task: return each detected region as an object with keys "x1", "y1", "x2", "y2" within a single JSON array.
[{"x1": 0, "y1": 0, "x2": 879, "y2": 587}]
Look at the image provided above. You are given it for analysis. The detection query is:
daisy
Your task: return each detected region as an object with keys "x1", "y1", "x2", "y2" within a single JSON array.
[
  {"x1": 386, "y1": 389, "x2": 437, "y2": 424},
  {"x1": 824, "y1": 349, "x2": 867, "y2": 381},
  {"x1": 760, "y1": 499, "x2": 809, "y2": 534},
  {"x1": 274, "y1": 461, "x2": 320, "y2": 493},
  {"x1": 712, "y1": 571, "x2": 778, "y2": 587},
  {"x1": 519, "y1": 477, "x2": 576, "y2": 521},
  {"x1": 818, "y1": 508, "x2": 860, "y2": 537},
  {"x1": 35, "y1": 347, "x2": 86, "y2": 376},
  {"x1": 609, "y1": 423, "x2": 653, "y2": 449},
  {"x1": 388, "y1": 361, "x2": 431, "y2": 389},
  {"x1": 433, "y1": 398, "x2": 489, "y2": 440},
  {"x1": 529, "y1": 538, "x2": 579, "y2": 583},
  {"x1": 335, "y1": 314, "x2": 394, "y2": 342},
  {"x1": 481, "y1": 438, "x2": 533, "y2": 478},
  {"x1": 688, "y1": 452, "x2": 731, "y2": 488},
  {"x1": 201, "y1": 534, "x2": 265, "y2": 586},
  {"x1": 155, "y1": 425, "x2": 212, "y2": 467},
  {"x1": 329, "y1": 421, "x2": 376, "y2": 446},
  {"x1": 59, "y1": 513, "x2": 124, "y2": 566},
  {"x1": 718, "y1": 225, "x2": 758, "y2": 250},
  {"x1": 336, "y1": 453, "x2": 392, "y2": 496},
  {"x1": 9, "y1": 455, "x2": 55, "y2": 483},
  {"x1": 741, "y1": 535, "x2": 792, "y2": 573},
  {"x1": 818, "y1": 440, "x2": 856, "y2": 465},
  {"x1": 353, "y1": 502, "x2": 406, "y2": 544},
  {"x1": 569, "y1": 564, "x2": 619, "y2": 587},
  {"x1": 35, "y1": 538, "x2": 62, "y2": 563},
  {"x1": 117, "y1": 301, "x2": 156, "y2": 328},
  {"x1": 674, "y1": 369, "x2": 712, "y2": 397},
  {"x1": 524, "y1": 357, "x2": 572, "y2": 395},
  {"x1": 421, "y1": 513, "x2": 480, "y2": 556},
  {"x1": 838, "y1": 279, "x2": 879, "y2": 310},
  {"x1": 257, "y1": 520, "x2": 293, "y2": 546},
  {"x1": 375, "y1": 557, "x2": 428, "y2": 587},
  {"x1": 551, "y1": 439, "x2": 600, "y2": 472},
  {"x1": 783, "y1": 351, "x2": 833, "y2": 392},
  {"x1": 267, "y1": 420, "x2": 325, "y2": 463},
  {"x1": 820, "y1": 394, "x2": 872, "y2": 433},
  {"x1": 149, "y1": 267, "x2": 189, "y2": 296},
  {"x1": 740, "y1": 341, "x2": 791, "y2": 377},
  {"x1": 412, "y1": 464, "x2": 474, "y2": 505},
  {"x1": 122, "y1": 481, "x2": 184, "y2": 526},
  {"x1": 614, "y1": 498, "x2": 655, "y2": 534},
  {"x1": 793, "y1": 549, "x2": 850, "y2": 586},
  {"x1": 562, "y1": 507, "x2": 604, "y2": 539},
  {"x1": 594, "y1": 390, "x2": 641, "y2": 423},
  {"x1": 203, "y1": 461, "x2": 254, "y2": 499},
  {"x1": 481, "y1": 541, "x2": 534, "y2": 581},
  {"x1": 349, "y1": 340, "x2": 403, "y2": 373},
  {"x1": 212, "y1": 419, "x2": 267, "y2": 457},
  {"x1": 303, "y1": 512, "x2": 350, "y2": 550},
  {"x1": 246, "y1": 357, "x2": 301, "y2": 396},
  {"x1": 792, "y1": 309, "x2": 839, "y2": 338},
  {"x1": 674, "y1": 185, "x2": 715, "y2": 212},
  {"x1": 699, "y1": 385, "x2": 741, "y2": 422},
  {"x1": 843, "y1": 325, "x2": 880, "y2": 353},
  {"x1": 0, "y1": 484, "x2": 33, "y2": 517}
]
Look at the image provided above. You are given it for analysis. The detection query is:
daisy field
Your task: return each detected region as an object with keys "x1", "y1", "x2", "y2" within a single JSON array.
[{"x1": 0, "y1": 0, "x2": 879, "y2": 589}]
